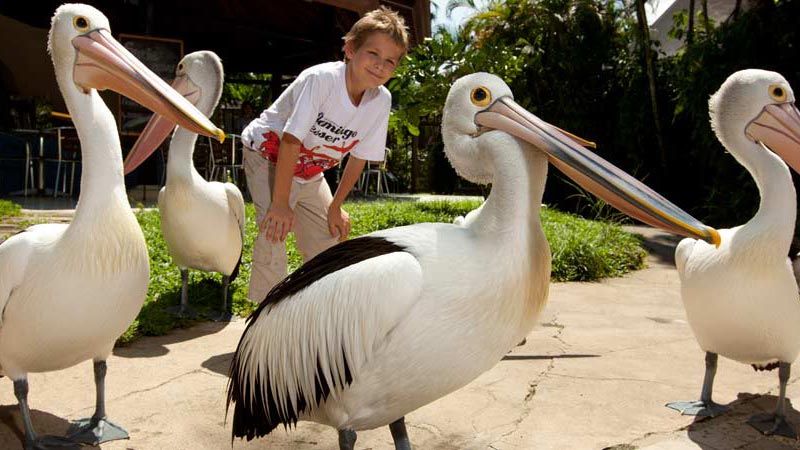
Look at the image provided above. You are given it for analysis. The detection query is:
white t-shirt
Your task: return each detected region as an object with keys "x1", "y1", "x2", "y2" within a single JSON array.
[{"x1": 241, "y1": 61, "x2": 390, "y2": 182}]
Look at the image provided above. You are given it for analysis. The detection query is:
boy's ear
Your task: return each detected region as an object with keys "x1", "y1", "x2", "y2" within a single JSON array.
[{"x1": 343, "y1": 40, "x2": 355, "y2": 60}]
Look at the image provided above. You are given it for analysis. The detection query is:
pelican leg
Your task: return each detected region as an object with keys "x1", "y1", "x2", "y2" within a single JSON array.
[
  {"x1": 167, "y1": 268, "x2": 197, "y2": 318},
  {"x1": 666, "y1": 352, "x2": 730, "y2": 417},
  {"x1": 748, "y1": 362, "x2": 797, "y2": 438},
  {"x1": 214, "y1": 274, "x2": 235, "y2": 321},
  {"x1": 338, "y1": 429, "x2": 357, "y2": 450},
  {"x1": 389, "y1": 417, "x2": 413, "y2": 450},
  {"x1": 66, "y1": 361, "x2": 129, "y2": 445},
  {"x1": 14, "y1": 379, "x2": 75, "y2": 449}
]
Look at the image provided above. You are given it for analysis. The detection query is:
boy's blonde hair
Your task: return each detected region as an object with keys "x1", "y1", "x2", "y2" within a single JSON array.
[{"x1": 343, "y1": 6, "x2": 410, "y2": 54}]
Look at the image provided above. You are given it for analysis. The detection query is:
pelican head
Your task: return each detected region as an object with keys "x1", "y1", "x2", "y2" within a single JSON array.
[
  {"x1": 444, "y1": 72, "x2": 720, "y2": 245},
  {"x1": 442, "y1": 74, "x2": 513, "y2": 184},
  {"x1": 48, "y1": 4, "x2": 224, "y2": 141},
  {"x1": 124, "y1": 51, "x2": 225, "y2": 174},
  {"x1": 711, "y1": 69, "x2": 800, "y2": 173},
  {"x1": 175, "y1": 51, "x2": 224, "y2": 117}
]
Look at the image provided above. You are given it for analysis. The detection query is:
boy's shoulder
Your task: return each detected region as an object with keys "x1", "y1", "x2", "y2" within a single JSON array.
[
  {"x1": 297, "y1": 61, "x2": 344, "y2": 83},
  {"x1": 374, "y1": 85, "x2": 391, "y2": 105}
]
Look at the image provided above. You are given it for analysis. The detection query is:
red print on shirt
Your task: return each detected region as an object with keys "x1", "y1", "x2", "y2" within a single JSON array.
[{"x1": 260, "y1": 131, "x2": 360, "y2": 180}]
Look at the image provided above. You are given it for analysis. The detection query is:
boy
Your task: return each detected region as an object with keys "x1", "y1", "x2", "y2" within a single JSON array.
[{"x1": 241, "y1": 7, "x2": 409, "y2": 303}]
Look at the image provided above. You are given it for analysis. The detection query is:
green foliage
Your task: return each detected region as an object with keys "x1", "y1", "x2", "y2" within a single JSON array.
[
  {"x1": 386, "y1": 18, "x2": 526, "y2": 193},
  {"x1": 659, "y1": 0, "x2": 797, "y2": 227},
  {"x1": 221, "y1": 72, "x2": 272, "y2": 110},
  {"x1": 119, "y1": 198, "x2": 645, "y2": 344},
  {"x1": 0, "y1": 200, "x2": 21, "y2": 219},
  {"x1": 388, "y1": 0, "x2": 799, "y2": 228}
]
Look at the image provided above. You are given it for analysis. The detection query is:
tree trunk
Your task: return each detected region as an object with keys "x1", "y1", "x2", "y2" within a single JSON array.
[
  {"x1": 411, "y1": 134, "x2": 419, "y2": 193},
  {"x1": 687, "y1": 0, "x2": 695, "y2": 44},
  {"x1": 730, "y1": 0, "x2": 742, "y2": 21},
  {"x1": 634, "y1": 0, "x2": 666, "y2": 168},
  {"x1": 701, "y1": 0, "x2": 711, "y2": 33}
]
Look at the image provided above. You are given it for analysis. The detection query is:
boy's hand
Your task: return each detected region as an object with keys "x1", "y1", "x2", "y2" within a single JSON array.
[
  {"x1": 262, "y1": 204, "x2": 295, "y2": 242},
  {"x1": 327, "y1": 205, "x2": 351, "y2": 242}
]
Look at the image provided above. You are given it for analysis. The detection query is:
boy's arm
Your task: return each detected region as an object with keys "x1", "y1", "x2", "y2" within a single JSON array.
[
  {"x1": 327, "y1": 155, "x2": 368, "y2": 241},
  {"x1": 263, "y1": 133, "x2": 302, "y2": 242}
]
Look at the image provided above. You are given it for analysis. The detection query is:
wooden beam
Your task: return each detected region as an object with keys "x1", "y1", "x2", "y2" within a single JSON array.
[{"x1": 313, "y1": 0, "x2": 378, "y2": 14}]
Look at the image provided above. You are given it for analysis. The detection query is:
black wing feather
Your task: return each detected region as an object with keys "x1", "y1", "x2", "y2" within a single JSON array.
[{"x1": 227, "y1": 235, "x2": 406, "y2": 441}]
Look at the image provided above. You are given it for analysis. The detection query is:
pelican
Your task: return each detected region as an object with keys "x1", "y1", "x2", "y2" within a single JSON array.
[
  {"x1": 666, "y1": 69, "x2": 800, "y2": 438},
  {"x1": 0, "y1": 4, "x2": 223, "y2": 449},
  {"x1": 123, "y1": 51, "x2": 244, "y2": 319},
  {"x1": 226, "y1": 73, "x2": 719, "y2": 449}
]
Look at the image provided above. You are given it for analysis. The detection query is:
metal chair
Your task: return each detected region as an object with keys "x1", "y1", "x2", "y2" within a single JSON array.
[
  {"x1": 207, "y1": 133, "x2": 243, "y2": 185},
  {"x1": 358, "y1": 147, "x2": 393, "y2": 195},
  {"x1": 46, "y1": 127, "x2": 80, "y2": 197}
]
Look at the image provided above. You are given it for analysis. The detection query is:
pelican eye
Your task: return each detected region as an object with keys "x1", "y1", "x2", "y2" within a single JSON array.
[
  {"x1": 73, "y1": 16, "x2": 90, "y2": 32},
  {"x1": 769, "y1": 85, "x2": 787, "y2": 102},
  {"x1": 470, "y1": 87, "x2": 491, "y2": 107}
]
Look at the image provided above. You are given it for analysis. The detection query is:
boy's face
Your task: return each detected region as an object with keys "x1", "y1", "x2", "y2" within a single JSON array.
[{"x1": 345, "y1": 32, "x2": 405, "y2": 89}]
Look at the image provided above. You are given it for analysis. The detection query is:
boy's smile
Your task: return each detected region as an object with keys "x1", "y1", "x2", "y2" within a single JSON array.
[{"x1": 345, "y1": 32, "x2": 405, "y2": 105}]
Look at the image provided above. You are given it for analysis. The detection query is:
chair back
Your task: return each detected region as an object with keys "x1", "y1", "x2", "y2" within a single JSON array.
[{"x1": 206, "y1": 134, "x2": 244, "y2": 185}]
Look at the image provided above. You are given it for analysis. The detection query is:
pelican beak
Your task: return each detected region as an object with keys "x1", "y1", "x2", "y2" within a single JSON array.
[
  {"x1": 123, "y1": 74, "x2": 206, "y2": 174},
  {"x1": 746, "y1": 102, "x2": 800, "y2": 173},
  {"x1": 71, "y1": 29, "x2": 225, "y2": 146},
  {"x1": 475, "y1": 96, "x2": 720, "y2": 247}
]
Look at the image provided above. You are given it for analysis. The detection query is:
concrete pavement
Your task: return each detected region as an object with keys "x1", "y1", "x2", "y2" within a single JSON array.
[{"x1": 1, "y1": 226, "x2": 799, "y2": 450}]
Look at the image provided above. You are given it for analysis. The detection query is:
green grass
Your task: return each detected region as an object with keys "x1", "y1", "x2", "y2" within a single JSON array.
[
  {"x1": 0, "y1": 200, "x2": 22, "y2": 219},
  {"x1": 118, "y1": 198, "x2": 645, "y2": 344},
  {"x1": 543, "y1": 207, "x2": 646, "y2": 281}
]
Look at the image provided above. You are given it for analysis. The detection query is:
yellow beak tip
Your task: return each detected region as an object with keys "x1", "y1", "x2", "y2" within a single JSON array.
[
  {"x1": 216, "y1": 129, "x2": 226, "y2": 143},
  {"x1": 709, "y1": 228, "x2": 721, "y2": 248}
]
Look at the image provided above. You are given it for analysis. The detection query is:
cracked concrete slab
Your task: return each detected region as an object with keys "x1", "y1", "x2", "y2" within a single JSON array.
[{"x1": 1, "y1": 225, "x2": 799, "y2": 449}]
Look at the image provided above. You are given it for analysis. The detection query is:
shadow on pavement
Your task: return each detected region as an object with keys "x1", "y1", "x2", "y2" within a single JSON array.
[
  {"x1": 0, "y1": 405, "x2": 82, "y2": 450},
  {"x1": 625, "y1": 226, "x2": 683, "y2": 266},
  {"x1": 685, "y1": 393, "x2": 800, "y2": 449},
  {"x1": 114, "y1": 320, "x2": 231, "y2": 359},
  {"x1": 202, "y1": 352, "x2": 234, "y2": 376}
]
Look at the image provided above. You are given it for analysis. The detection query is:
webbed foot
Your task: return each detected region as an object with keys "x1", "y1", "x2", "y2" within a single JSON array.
[
  {"x1": 665, "y1": 400, "x2": 730, "y2": 417},
  {"x1": 66, "y1": 417, "x2": 129, "y2": 445}
]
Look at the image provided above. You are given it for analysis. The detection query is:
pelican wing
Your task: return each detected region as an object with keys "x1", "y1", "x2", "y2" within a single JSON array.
[
  {"x1": 0, "y1": 224, "x2": 69, "y2": 327},
  {"x1": 228, "y1": 236, "x2": 422, "y2": 440},
  {"x1": 224, "y1": 182, "x2": 245, "y2": 280},
  {"x1": 675, "y1": 237, "x2": 700, "y2": 275},
  {"x1": 224, "y1": 182, "x2": 245, "y2": 238}
]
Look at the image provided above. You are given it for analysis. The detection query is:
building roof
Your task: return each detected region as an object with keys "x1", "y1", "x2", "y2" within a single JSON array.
[
  {"x1": 0, "y1": 0, "x2": 430, "y2": 113},
  {"x1": 648, "y1": 0, "x2": 742, "y2": 56}
]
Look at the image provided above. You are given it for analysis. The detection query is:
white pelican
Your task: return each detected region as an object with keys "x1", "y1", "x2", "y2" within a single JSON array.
[
  {"x1": 666, "y1": 69, "x2": 800, "y2": 438},
  {"x1": 0, "y1": 4, "x2": 223, "y2": 449},
  {"x1": 123, "y1": 51, "x2": 244, "y2": 320},
  {"x1": 226, "y1": 73, "x2": 719, "y2": 449}
]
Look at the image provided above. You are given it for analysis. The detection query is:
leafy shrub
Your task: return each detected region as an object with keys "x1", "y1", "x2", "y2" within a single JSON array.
[{"x1": 0, "y1": 200, "x2": 21, "y2": 219}]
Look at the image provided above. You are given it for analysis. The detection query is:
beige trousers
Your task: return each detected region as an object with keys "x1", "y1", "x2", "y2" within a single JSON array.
[{"x1": 243, "y1": 148, "x2": 339, "y2": 303}]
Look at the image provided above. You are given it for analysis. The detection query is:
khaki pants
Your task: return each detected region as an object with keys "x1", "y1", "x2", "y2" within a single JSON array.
[{"x1": 243, "y1": 148, "x2": 339, "y2": 303}]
